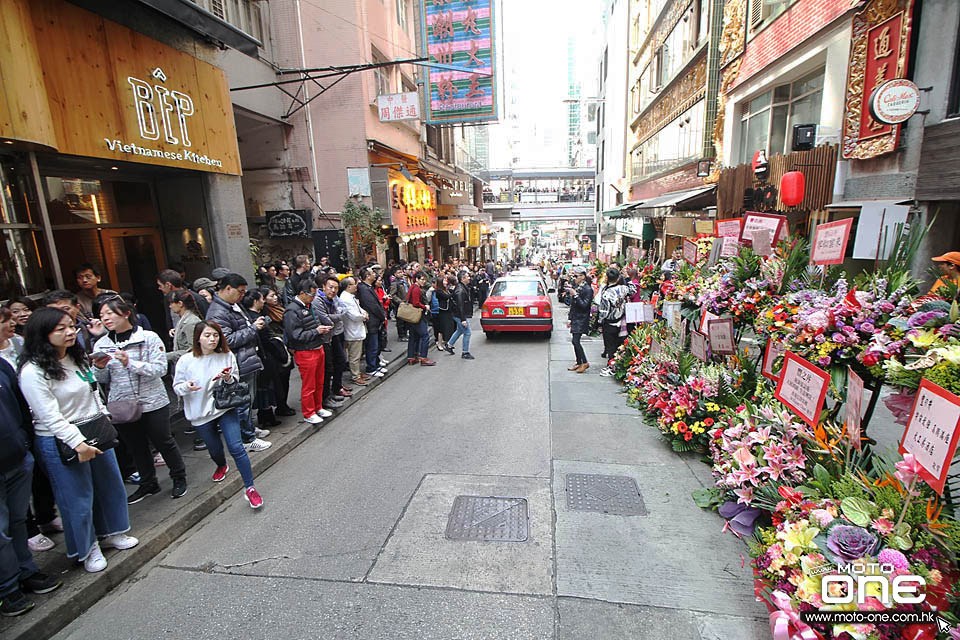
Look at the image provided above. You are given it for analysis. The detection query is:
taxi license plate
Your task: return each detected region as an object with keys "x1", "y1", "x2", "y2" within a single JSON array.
[{"x1": 508, "y1": 307, "x2": 525, "y2": 316}]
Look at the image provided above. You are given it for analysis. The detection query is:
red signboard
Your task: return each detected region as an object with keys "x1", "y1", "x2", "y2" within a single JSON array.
[{"x1": 899, "y1": 379, "x2": 960, "y2": 495}]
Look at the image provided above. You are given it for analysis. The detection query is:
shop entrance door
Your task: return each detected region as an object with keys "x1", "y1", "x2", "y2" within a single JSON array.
[{"x1": 102, "y1": 229, "x2": 166, "y2": 331}]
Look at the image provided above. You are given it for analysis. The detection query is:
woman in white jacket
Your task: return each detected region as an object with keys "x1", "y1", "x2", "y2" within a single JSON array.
[{"x1": 173, "y1": 322, "x2": 263, "y2": 509}]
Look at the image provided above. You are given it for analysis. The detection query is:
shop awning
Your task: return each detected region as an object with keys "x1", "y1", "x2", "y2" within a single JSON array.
[
  {"x1": 419, "y1": 157, "x2": 459, "y2": 182},
  {"x1": 632, "y1": 185, "x2": 716, "y2": 212},
  {"x1": 601, "y1": 202, "x2": 642, "y2": 218},
  {"x1": 825, "y1": 199, "x2": 912, "y2": 209}
]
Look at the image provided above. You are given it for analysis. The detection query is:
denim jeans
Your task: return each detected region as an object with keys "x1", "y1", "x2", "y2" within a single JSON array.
[
  {"x1": 0, "y1": 452, "x2": 39, "y2": 597},
  {"x1": 34, "y1": 436, "x2": 131, "y2": 561},
  {"x1": 406, "y1": 317, "x2": 429, "y2": 359},
  {"x1": 364, "y1": 328, "x2": 380, "y2": 374},
  {"x1": 448, "y1": 316, "x2": 472, "y2": 353},
  {"x1": 195, "y1": 409, "x2": 254, "y2": 488},
  {"x1": 237, "y1": 371, "x2": 258, "y2": 442}
]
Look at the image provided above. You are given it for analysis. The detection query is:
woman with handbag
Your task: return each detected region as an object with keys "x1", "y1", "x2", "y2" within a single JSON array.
[
  {"x1": 434, "y1": 275, "x2": 456, "y2": 353},
  {"x1": 92, "y1": 297, "x2": 187, "y2": 504},
  {"x1": 19, "y1": 307, "x2": 138, "y2": 573},
  {"x1": 403, "y1": 271, "x2": 435, "y2": 366},
  {"x1": 173, "y1": 322, "x2": 263, "y2": 509}
]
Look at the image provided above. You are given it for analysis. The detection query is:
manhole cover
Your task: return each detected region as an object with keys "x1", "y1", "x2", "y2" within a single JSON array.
[
  {"x1": 565, "y1": 474, "x2": 647, "y2": 516},
  {"x1": 445, "y1": 496, "x2": 529, "y2": 542}
]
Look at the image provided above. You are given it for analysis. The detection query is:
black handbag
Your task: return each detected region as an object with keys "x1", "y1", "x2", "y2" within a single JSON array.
[
  {"x1": 56, "y1": 414, "x2": 118, "y2": 465},
  {"x1": 213, "y1": 377, "x2": 251, "y2": 410}
]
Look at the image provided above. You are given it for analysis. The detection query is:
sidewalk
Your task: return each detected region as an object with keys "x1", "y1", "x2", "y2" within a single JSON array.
[{"x1": 1, "y1": 342, "x2": 420, "y2": 640}]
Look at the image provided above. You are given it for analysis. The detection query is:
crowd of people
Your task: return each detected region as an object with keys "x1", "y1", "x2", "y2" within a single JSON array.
[{"x1": 0, "y1": 253, "x2": 506, "y2": 617}]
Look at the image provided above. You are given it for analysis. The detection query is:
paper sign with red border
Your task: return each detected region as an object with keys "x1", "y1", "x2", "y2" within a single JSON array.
[
  {"x1": 707, "y1": 318, "x2": 736, "y2": 355},
  {"x1": 775, "y1": 351, "x2": 830, "y2": 428},
  {"x1": 898, "y1": 379, "x2": 960, "y2": 496},
  {"x1": 739, "y1": 212, "x2": 787, "y2": 246},
  {"x1": 716, "y1": 218, "x2": 742, "y2": 238},
  {"x1": 690, "y1": 330, "x2": 709, "y2": 361},
  {"x1": 699, "y1": 308, "x2": 719, "y2": 333},
  {"x1": 683, "y1": 238, "x2": 698, "y2": 264},
  {"x1": 846, "y1": 367, "x2": 864, "y2": 451},
  {"x1": 761, "y1": 338, "x2": 787, "y2": 381},
  {"x1": 720, "y1": 236, "x2": 740, "y2": 258},
  {"x1": 811, "y1": 218, "x2": 853, "y2": 266}
]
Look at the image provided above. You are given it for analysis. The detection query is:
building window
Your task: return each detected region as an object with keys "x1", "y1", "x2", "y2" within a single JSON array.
[
  {"x1": 749, "y1": 0, "x2": 793, "y2": 34},
  {"x1": 950, "y1": 18, "x2": 960, "y2": 117},
  {"x1": 397, "y1": 0, "x2": 408, "y2": 32},
  {"x1": 191, "y1": 0, "x2": 263, "y2": 42},
  {"x1": 694, "y1": 0, "x2": 709, "y2": 46},
  {"x1": 632, "y1": 99, "x2": 705, "y2": 180},
  {"x1": 0, "y1": 155, "x2": 55, "y2": 298},
  {"x1": 372, "y1": 48, "x2": 391, "y2": 97},
  {"x1": 738, "y1": 68, "x2": 824, "y2": 163}
]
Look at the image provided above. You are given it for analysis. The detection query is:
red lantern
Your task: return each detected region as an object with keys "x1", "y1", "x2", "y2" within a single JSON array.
[{"x1": 780, "y1": 171, "x2": 805, "y2": 207}]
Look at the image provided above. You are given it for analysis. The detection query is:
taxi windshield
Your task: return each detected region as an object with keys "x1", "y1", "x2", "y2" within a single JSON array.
[{"x1": 490, "y1": 279, "x2": 544, "y2": 297}]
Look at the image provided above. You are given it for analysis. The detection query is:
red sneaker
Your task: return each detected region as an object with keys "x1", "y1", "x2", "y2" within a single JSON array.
[
  {"x1": 244, "y1": 486, "x2": 263, "y2": 509},
  {"x1": 212, "y1": 465, "x2": 229, "y2": 483},
  {"x1": 339, "y1": 389, "x2": 353, "y2": 397},
  {"x1": 340, "y1": 385, "x2": 353, "y2": 392}
]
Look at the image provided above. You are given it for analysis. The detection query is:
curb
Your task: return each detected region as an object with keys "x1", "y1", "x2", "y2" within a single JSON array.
[{"x1": 5, "y1": 348, "x2": 415, "y2": 640}]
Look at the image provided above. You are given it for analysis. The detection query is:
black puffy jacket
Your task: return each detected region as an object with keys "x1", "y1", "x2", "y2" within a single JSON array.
[
  {"x1": 205, "y1": 295, "x2": 264, "y2": 376},
  {"x1": 566, "y1": 282, "x2": 594, "y2": 334},
  {"x1": 0, "y1": 359, "x2": 30, "y2": 473},
  {"x1": 283, "y1": 298, "x2": 325, "y2": 351}
]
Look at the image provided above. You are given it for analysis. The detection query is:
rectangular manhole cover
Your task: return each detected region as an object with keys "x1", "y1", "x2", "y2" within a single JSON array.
[
  {"x1": 445, "y1": 496, "x2": 529, "y2": 542},
  {"x1": 565, "y1": 474, "x2": 647, "y2": 516}
]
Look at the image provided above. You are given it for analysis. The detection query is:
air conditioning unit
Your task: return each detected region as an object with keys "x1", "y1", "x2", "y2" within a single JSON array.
[{"x1": 792, "y1": 124, "x2": 817, "y2": 151}]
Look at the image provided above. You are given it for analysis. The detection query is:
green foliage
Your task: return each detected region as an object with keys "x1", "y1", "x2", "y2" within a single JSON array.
[
  {"x1": 341, "y1": 198, "x2": 385, "y2": 264},
  {"x1": 828, "y1": 473, "x2": 868, "y2": 501},
  {"x1": 840, "y1": 497, "x2": 876, "y2": 527},
  {"x1": 729, "y1": 247, "x2": 761, "y2": 286},
  {"x1": 923, "y1": 360, "x2": 960, "y2": 395},
  {"x1": 778, "y1": 238, "x2": 811, "y2": 294},
  {"x1": 692, "y1": 487, "x2": 724, "y2": 509}
]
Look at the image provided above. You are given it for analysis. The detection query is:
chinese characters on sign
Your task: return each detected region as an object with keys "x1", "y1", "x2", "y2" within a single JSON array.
[
  {"x1": 775, "y1": 352, "x2": 831, "y2": 427},
  {"x1": 739, "y1": 212, "x2": 786, "y2": 247},
  {"x1": 752, "y1": 229, "x2": 773, "y2": 257},
  {"x1": 707, "y1": 318, "x2": 735, "y2": 356},
  {"x1": 846, "y1": 367, "x2": 865, "y2": 451},
  {"x1": 690, "y1": 331, "x2": 709, "y2": 362},
  {"x1": 682, "y1": 238, "x2": 698, "y2": 264},
  {"x1": 899, "y1": 379, "x2": 960, "y2": 495},
  {"x1": 720, "y1": 236, "x2": 740, "y2": 258},
  {"x1": 762, "y1": 338, "x2": 787, "y2": 381},
  {"x1": 421, "y1": 0, "x2": 498, "y2": 123},
  {"x1": 841, "y1": 0, "x2": 916, "y2": 159},
  {"x1": 266, "y1": 210, "x2": 311, "y2": 238},
  {"x1": 625, "y1": 302, "x2": 654, "y2": 324},
  {"x1": 389, "y1": 170, "x2": 438, "y2": 235},
  {"x1": 811, "y1": 218, "x2": 853, "y2": 265},
  {"x1": 716, "y1": 218, "x2": 742, "y2": 238},
  {"x1": 377, "y1": 92, "x2": 420, "y2": 122}
]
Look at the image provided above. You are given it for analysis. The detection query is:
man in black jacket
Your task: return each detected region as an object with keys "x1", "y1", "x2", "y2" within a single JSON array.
[
  {"x1": 0, "y1": 359, "x2": 61, "y2": 616},
  {"x1": 282, "y1": 254, "x2": 312, "y2": 305},
  {"x1": 357, "y1": 267, "x2": 387, "y2": 378},
  {"x1": 447, "y1": 270, "x2": 476, "y2": 360},
  {"x1": 284, "y1": 280, "x2": 332, "y2": 425},
  {"x1": 205, "y1": 273, "x2": 270, "y2": 451}
]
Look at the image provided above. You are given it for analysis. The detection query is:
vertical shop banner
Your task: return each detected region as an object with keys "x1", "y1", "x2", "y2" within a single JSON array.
[
  {"x1": 811, "y1": 218, "x2": 853, "y2": 265},
  {"x1": 846, "y1": 367, "x2": 865, "y2": 450},
  {"x1": 899, "y1": 379, "x2": 960, "y2": 495},
  {"x1": 775, "y1": 352, "x2": 831, "y2": 428},
  {"x1": 421, "y1": 0, "x2": 498, "y2": 124}
]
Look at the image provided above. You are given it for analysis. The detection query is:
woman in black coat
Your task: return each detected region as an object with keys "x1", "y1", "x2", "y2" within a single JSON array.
[{"x1": 563, "y1": 267, "x2": 593, "y2": 373}]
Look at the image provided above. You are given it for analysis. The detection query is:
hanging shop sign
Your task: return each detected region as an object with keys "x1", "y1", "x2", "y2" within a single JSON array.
[
  {"x1": 467, "y1": 222, "x2": 482, "y2": 247},
  {"x1": 0, "y1": 0, "x2": 241, "y2": 175},
  {"x1": 420, "y1": 0, "x2": 498, "y2": 124},
  {"x1": 841, "y1": 0, "x2": 916, "y2": 159},
  {"x1": 869, "y1": 78, "x2": 921, "y2": 125},
  {"x1": 438, "y1": 187, "x2": 470, "y2": 206},
  {"x1": 389, "y1": 170, "x2": 438, "y2": 235},
  {"x1": 377, "y1": 91, "x2": 420, "y2": 122},
  {"x1": 438, "y1": 218, "x2": 463, "y2": 233},
  {"x1": 266, "y1": 210, "x2": 312, "y2": 238}
]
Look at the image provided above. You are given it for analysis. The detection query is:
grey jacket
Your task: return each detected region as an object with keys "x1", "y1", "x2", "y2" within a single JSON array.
[
  {"x1": 93, "y1": 327, "x2": 170, "y2": 413},
  {"x1": 310, "y1": 293, "x2": 342, "y2": 344},
  {"x1": 167, "y1": 311, "x2": 203, "y2": 367}
]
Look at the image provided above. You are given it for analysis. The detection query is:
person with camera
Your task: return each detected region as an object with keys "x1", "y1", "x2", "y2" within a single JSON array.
[
  {"x1": 19, "y1": 307, "x2": 137, "y2": 573},
  {"x1": 284, "y1": 280, "x2": 332, "y2": 425},
  {"x1": 172, "y1": 322, "x2": 263, "y2": 509},
  {"x1": 563, "y1": 267, "x2": 594, "y2": 373},
  {"x1": 92, "y1": 296, "x2": 187, "y2": 503}
]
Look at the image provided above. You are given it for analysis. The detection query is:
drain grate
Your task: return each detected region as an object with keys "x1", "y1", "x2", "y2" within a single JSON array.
[
  {"x1": 565, "y1": 474, "x2": 648, "y2": 516},
  {"x1": 445, "y1": 496, "x2": 529, "y2": 542}
]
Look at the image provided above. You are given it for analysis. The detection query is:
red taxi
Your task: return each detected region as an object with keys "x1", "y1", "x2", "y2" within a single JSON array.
[{"x1": 480, "y1": 276, "x2": 553, "y2": 337}]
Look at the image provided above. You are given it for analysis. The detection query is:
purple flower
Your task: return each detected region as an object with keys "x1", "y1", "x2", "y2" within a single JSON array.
[
  {"x1": 908, "y1": 310, "x2": 947, "y2": 328},
  {"x1": 832, "y1": 332, "x2": 846, "y2": 343},
  {"x1": 817, "y1": 356, "x2": 831, "y2": 367},
  {"x1": 860, "y1": 322, "x2": 876, "y2": 333},
  {"x1": 826, "y1": 525, "x2": 879, "y2": 563},
  {"x1": 880, "y1": 302, "x2": 895, "y2": 313},
  {"x1": 877, "y1": 549, "x2": 909, "y2": 571}
]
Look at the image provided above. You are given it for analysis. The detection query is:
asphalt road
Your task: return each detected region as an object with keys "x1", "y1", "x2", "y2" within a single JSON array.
[{"x1": 54, "y1": 304, "x2": 770, "y2": 640}]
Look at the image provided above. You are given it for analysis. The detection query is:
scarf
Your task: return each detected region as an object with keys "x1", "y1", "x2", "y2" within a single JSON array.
[{"x1": 266, "y1": 301, "x2": 285, "y2": 324}]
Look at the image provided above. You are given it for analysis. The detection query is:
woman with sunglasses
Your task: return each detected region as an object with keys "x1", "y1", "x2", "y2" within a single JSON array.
[
  {"x1": 92, "y1": 296, "x2": 187, "y2": 504},
  {"x1": 19, "y1": 307, "x2": 137, "y2": 573},
  {"x1": 173, "y1": 322, "x2": 263, "y2": 509}
]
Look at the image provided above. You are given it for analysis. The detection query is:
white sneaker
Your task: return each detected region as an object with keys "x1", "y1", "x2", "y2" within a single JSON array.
[
  {"x1": 28, "y1": 534, "x2": 55, "y2": 552},
  {"x1": 600, "y1": 369, "x2": 614, "y2": 377},
  {"x1": 304, "y1": 414, "x2": 324, "y2": 425},
  {"x1": 316, "y1": 409, "x2": 333, "y2": 418},
  {"x1": 371, "y1": 370, "x2": 385, "y2": 378},
  {"x1": 243, "y1": 438, "x2": 272, "y2": 452},
  {"x1": 379, "y1": 357, "x2": 388, "y2": 366},
  {"x1": 100, "y1": 533, "x2": 139, "y2": 550},
  {"x1": 84, "y1": 542, "x2": 107, "y2": 573},
  {"x1": 255, "y1": 427, "x2": 271, "y2": 438}
]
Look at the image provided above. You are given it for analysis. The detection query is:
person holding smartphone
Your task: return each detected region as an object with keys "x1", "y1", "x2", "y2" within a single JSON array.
[
  {"x1": 19, "y1": 308, "x2": 137, "y2": 573},
  {"x1": 173, "y1": 322, "x2": 263, "y2": 509}
]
